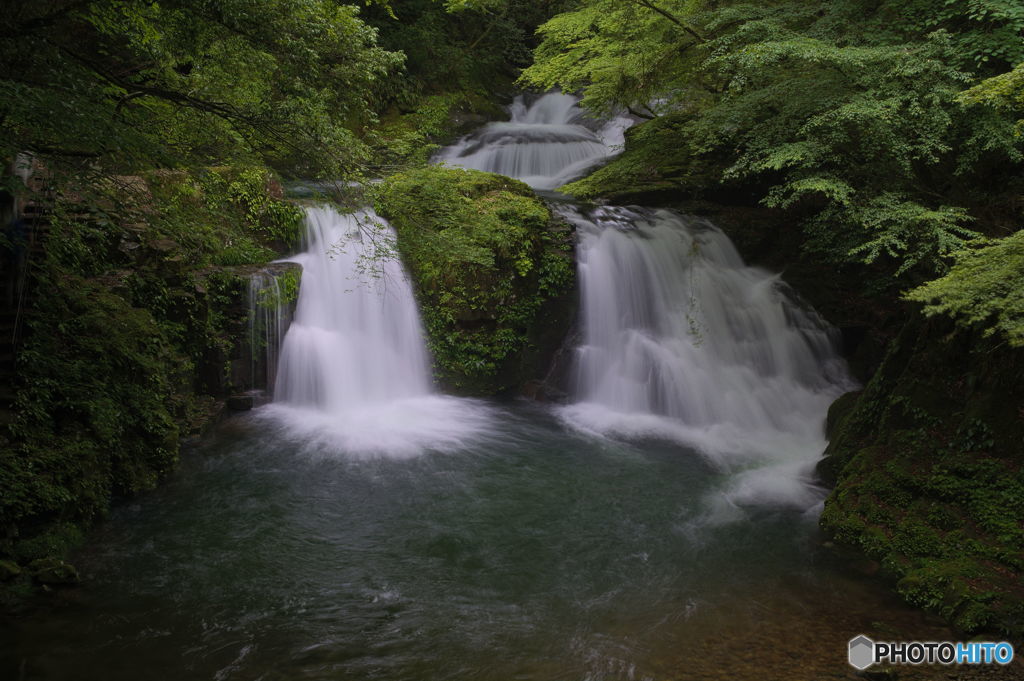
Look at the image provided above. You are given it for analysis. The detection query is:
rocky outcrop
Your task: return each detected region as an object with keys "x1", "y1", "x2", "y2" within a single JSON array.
[
  {"x1": 28, "y1": 558, "x2": 80, "y2": 585},
  {"x1": 374, "y1": 166, "x2": 576, "y2": 396},
  {"x1": 818, "y1": 313, "x2": 1024, "y2": 635}
]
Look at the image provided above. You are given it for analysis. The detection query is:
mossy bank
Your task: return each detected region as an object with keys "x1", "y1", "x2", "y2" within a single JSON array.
[
  {"x1": 0, "y1": 167, "x2": 301, "y2": 591},
  {"x1": 819, "y1": 314, "x2": 1024, "y2": 636},
  {"x1": 374, "y1": 166, "x2": 576, "y2": 396}
]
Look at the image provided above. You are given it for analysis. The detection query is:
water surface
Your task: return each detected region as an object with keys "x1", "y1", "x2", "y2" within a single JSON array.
[{"x1": 1, "y1": 404, "x2": 974, "y2": 681}]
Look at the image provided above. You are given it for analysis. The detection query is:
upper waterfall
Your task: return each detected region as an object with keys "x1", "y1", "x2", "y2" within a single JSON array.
[{"x1": 436, "y1": 91, "x2": 631, "y2": 190}]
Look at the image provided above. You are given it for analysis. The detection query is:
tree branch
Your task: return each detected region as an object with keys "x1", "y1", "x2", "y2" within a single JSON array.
[{"x1": 630, "y1": 0, "x2": 706, "y2": 43}]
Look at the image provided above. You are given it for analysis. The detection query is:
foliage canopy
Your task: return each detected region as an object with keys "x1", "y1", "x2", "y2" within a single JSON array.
[
  {"x1": 522, "y1": 0, "x2": 1024, "y2": 322},
  {"x1": 1, "y1": 0, "x2": 403, "y2": 182}
]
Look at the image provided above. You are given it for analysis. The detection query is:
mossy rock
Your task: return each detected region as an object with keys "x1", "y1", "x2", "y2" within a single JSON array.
[
  {"x1": 374, "y1": 166, "x2": 576, "y2": 395},
  {"x1": 826, "y1": 390, "x2": 862, "y2": 440},
  {"x1": 28, "y1": 558, "x2": 80, "y2": 585},
  {"x1": 819, "y1": 313, "x2": 1024, "y2": 635},
  {"x1": 559, "y1": 112, "x2": 730, "y2": 204},
  {"x1": 0, "y1": 560, "x2": 21, "y2": 581}
]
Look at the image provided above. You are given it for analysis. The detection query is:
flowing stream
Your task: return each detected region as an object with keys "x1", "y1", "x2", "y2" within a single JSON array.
[{"x1": 2, "y1": 94, "x2": 956, "y2": 681}]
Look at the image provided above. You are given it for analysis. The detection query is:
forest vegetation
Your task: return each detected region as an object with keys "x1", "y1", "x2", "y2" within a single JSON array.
[{"x1": 1, "y1": 0, "x2": 1023, "y2": 637}]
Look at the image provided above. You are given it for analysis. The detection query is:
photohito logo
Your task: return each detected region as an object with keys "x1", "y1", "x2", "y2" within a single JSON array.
[{"x1": 848, "y1": 635, "x2": 1014, "y2": 670}]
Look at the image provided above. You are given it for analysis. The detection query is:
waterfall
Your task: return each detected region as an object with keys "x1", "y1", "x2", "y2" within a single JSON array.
[
  {"x1": 265, "y1": 205, "x2": 491, "y2": 457},
  {"x1": 559, "y1": 206, "x2": 853, "y2": 462},
  {"x1": 273, "y1": 206, "x2": 431, "y2": 408},
  {"x1": 440, "y1": 93, "x2": 854, "y2": 509},
  {"x1": 247, "y1": 268, "x2": 292, "y2": 392},
  {"x1": 436, "y1": 92, "x2": 632, "y2": 190}
]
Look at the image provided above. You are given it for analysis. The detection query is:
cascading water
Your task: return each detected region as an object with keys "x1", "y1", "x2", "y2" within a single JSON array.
[
  {"x1": 274, "y1": 206, "x2": 431, "y2": 407},
  {"x1": 265, "y1": 205, "x2": 491, "y2": 457},
  {"x1": 560, "y1": 206, "x2": 855, "y2": 511},
  {"x1": 437, "y1": 92, "x2": 632, "y2": 190},
  {"x1": 11, "y1": 94, "x2": 937, "y2": 681},
  {"x1": 440, "y1": 92, "x2": 855, "y2": 510}
]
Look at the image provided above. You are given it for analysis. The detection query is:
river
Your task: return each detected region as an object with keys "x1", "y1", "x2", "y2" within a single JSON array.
[{"x1": 1, "y1": 93, "x2": 984, "y2": 681}]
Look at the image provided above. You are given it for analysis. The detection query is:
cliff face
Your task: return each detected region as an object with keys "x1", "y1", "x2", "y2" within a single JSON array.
[{"x1": 818, "y1": 314, "x2": 1024, "y2": 635}]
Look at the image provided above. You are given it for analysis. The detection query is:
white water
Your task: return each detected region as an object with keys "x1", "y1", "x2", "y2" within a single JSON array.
[
  {"x1": 442, "y1": 93, "x2": 855, "y2": 510},
  {"x1": 559, "y1": 205, "x2": 855, "y2": 510},
  {"x1": 266, "y1": 94, "x2": 853, "y2": 490},
  {"x1": 437, "y1": 92, "x2": 632, "y2": 190},
  {"x1": 266, "y1": 206, "x2": 492, "y2": 458}
]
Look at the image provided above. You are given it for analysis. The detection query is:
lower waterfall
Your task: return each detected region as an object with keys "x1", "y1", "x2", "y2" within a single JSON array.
[
  {"x1": 265, "y1": 205, "x2": 491, "y2": 457},
  {"x1": 559, "y1": 205, "x2": 855, "y2": 510},
  {"x1": 436, "y1": 92, "x2": 855, "y2": 510}
]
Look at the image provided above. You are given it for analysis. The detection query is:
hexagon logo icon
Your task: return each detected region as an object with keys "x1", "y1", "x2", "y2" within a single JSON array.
[{"x1": 849, "y1": 635, "x2": 875, "y2": 670}]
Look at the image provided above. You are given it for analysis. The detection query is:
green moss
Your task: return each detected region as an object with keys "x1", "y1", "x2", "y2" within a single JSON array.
[
  {"x1": 825, "y1": 390, "x2": 861, "y2": 440},
  {"x1": 373, "y1": 166, "x2": 576, "y2": 394},
  {"x1": 0, "y1": 560, "x2": 20, "y2": 581},
  {"x1": 819, "y1": 314, "x2": 1024, "y2": 635},
  {"x1": 560, "y1": 112, "x2": 728, "y2": 202},
  {"x1": 368, "y1": 93, "x2": 505, "y2": 171},
  {"x1": 0, "y1": 167, "x2": 293, "y2": 575}
]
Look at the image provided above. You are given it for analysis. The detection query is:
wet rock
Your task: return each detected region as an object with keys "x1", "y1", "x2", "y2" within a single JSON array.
[
  {"x1": 227, "y1": 395, "x2": 254, "y2": 411},
  {"x1": 28, "y1": 558, "x2": 80, "y2": 585},
  {"x1": 118, "y1": 239, "x2": 141, "y2": 261},
  {"x1": 0, "y1": 559, "x2": 21, "y2": 581},
  {"x1": 852, "y1": 558, "x2": 881, "y2": 577},
  {"x1": 826, "y1": 390, "x2": 862, "y2": 440},
  {"x1": 521, "y1": 379, "x2": 569, "y2": 403}
]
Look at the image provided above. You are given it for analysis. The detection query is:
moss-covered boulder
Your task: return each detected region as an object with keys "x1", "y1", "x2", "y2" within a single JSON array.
[
  {"x1": 0, "y1": 560, "x2": 20, "y2": 582},
  {"x1": 819, "y1": 313, "x2": 1024, "y2": 635},
  {"x1": 28, "y1": 558, "x2": 80, "y2": 585},
  {"x1": 374, "y1": 166, "x2": 576, "y2": 395}
]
